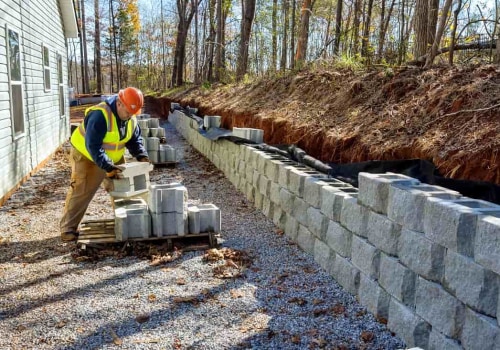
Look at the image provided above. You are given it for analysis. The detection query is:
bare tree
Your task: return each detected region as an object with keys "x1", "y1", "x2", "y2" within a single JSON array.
[
  {"x1": 280, "y1": 0, "x2": 289, "y2": 71},
  {"x1": 425, "y1": 0, "x2": 453, "y2": 67},
  {"x1": 271, "y1": 0, "x2": 278, "y2": 72},
  {"x1": 236, "y1": 0, "x2": 256, "y2": 80},
  {"x1": 449, "y1": 0, "x2": 463, "y2": 64},
  {"x1": 295, "y1": 0, "x2": 316, "y2": 65},
  {"x1": 94, "y1": 0, "x2": 102, "y2": 93},
  {"x1": 361, "y1": 0, "x2": 374, "y2": 60},
  {"x1": 334, "y1": 0, "x2": 343, "y2": 56},
  {"x1": 414, "y1": 0, "x2": 429, "y2": 59}
]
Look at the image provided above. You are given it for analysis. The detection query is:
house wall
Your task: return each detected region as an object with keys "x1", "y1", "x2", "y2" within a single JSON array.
[
  {"x1": 0, "y1": 0, "x2": 70, "y2": 203},
  {"x1": 169, "y1": 108, "x2": 500, "y2": 350}
]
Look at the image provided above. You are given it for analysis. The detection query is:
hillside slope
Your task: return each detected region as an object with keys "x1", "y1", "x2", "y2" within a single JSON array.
[{"x1": 148, "y1": 64, "x2": 499, "y2": 185}]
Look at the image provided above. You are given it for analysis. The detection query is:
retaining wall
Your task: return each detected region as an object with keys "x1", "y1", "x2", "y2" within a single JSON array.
[{"x1": 169, "y1": 109, "x2": 500, "y2": 350}]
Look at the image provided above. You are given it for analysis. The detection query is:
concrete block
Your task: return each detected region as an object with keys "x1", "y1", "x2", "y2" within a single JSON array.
[
  {"x1": 151, "y1": 212, "x2": 187, "y2": 236},
  {"x1": 388, "y1": 299, "x2": 431, "y2": 349},
  {"x1": 306, "y1": 207, "x2": 328, "y2": 239},
  {"x1": 115, "y1": 207, "x2": 150, "y2": 240},
  {"x1": 148, "y1": 183, "x2": 187, "y2": 214},
  {"x1": 262, "y1": 198, "x2": 274, "y2": 218},
  {"x1": 424, "y1": 198, "x2": 500, "y2": 257},
  {"x1": 304, "y1": 177, "x2": 339, "y2": 208},
  {"x1": 331, "y1": 254, "x2": 360, "y2": 295},
  {"x1": 475, "y1": 215, "x2": 500, "y2": 275},
  {"x1": 149, "y1": 150, "x2": 159, "y2": 163},
  {"x1": 198, "y1": 203, "x2": 221, "y2": 233},
  {"x1": 204, "y1": 115, "x2": 221, "y2": 129},
  {"x1": 340, "y1": 197, "x2": 369, "y2": 237},
  {"x1": 187, "y1": 205, "x2": 201, "y2": 234},
  {"x1": 461, "y1": 308, "x2": 500, "y2": 350},
  {"x1": 398, "y1": 228, "x2": 445, "y2": 282},
  {"x1": 416, "y1": 277, "x2": 465, "y2": 338},
  {"x1": 146, "y1": 137, "x2": 160, "y2": 151},
  {"x1": 232, "y1": 127, "x2": 264, "y2": 143},
  {"x1": 367, "y1": 211, "x2": 401, "y2": 256},
  {"x1": 351, "y1": 235, "x2": 380, "y2": 280},
  {"x1": 265, "y1": 159, "x2": 281, "y2": 182},
  {"x1": 285, "y1": 214, "x2": 299, "y2": 240},
  {"x1": 272, "y1": 207, "x2": 287, "y2": 229},
  {"x1": 297, "y1": 225, "x2": 315, "y2": 254},
  {"x1": 388, "y1": 183, "x2": 461, "y2": 233},
  {"x1": 358, "y1": 172, "x2": 420, "y2": 214},
  {"x1": 320, "y1": 187, "x2": 354, "y2": 222},
  {"x1": 159, "y1": 145, "x2": 176, "y2": 162},
  {"x1": 256, "y1": 152, "x2": 272, "y2": 174},
  {"x1": 444, "y1": 250, "x2": 498, "y2": 317},
  {"x1": 325, "y1": 220, "x2": 352, "y2": 258},
  {"x1": 245, "y1": 182, "x2": 255, "y2": 202},
  {"x1": 288, "y1": 168, "x2": 309, "y2": 197},
  {"x1": 109, "y1": 162, "x2": 153, "y2": 198},
  {"x1": 292, "y1": 197, "x2": 310, "y2": 226},
  {"x1": 252, "y1": 169, "x2": 260, "y2": 188},
  {"x1": 278, "y1": 164, "x2": 295, "y2": 188},
  {"x1": 313, "y1": 239, "x2": 334, "y2": 272},
  {"x1": 359, "y1": 273, "x2": 390, "y2": 320},
  {"x1": 428, "y1": 331, "x2": 462, "y2": 350},
  {"x1": 258, "y1": 175, "x2": 271, "y2": 196},
  {"x1": 270, "y1": 182, "x2": 281, "y2": 205},
  {"x1": 279, "y1": 188, "x2": 294, "y2": 214},
  {"x1": 254, "y1": 191, "x2": 263, "y2": 210},
  {"x1": 148, "y1": 118, "x2": 159, "y2": 128},
  {"x1": 379, "y1": 254, "x2": 416, "y2": 308}
]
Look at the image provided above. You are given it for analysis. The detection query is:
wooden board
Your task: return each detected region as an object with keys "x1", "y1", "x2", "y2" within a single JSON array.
[{"x1": 77, "y1": 219, "x2": 218, "y2": 251}]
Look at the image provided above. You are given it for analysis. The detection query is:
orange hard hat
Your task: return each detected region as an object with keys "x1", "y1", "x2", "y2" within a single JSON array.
[{"x1": 118, "y1": 87, "x2": 144, "y2": 115}]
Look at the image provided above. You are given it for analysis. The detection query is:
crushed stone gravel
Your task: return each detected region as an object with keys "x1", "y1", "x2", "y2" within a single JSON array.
[{"x1": 0, "y1": 120, "x2": 406, "y2": 350}]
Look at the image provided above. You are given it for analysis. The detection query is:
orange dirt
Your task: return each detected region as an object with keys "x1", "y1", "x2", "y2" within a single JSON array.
[{"x1": 72, "y1": 64, "x2": 500, "y2": 185}]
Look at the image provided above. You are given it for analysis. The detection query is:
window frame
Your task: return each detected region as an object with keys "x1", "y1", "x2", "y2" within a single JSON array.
[
  {"x1": 5, "y1": 24, "x2": 25, "y2": 140},
  {"x1": 42, "y1": 44, "x2": 51, "y2": 92},
  {"x1": 57, "y1": 53, "x2": 65, "y2": 118}
]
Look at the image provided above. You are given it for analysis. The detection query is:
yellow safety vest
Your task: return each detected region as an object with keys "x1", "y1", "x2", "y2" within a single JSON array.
[{"x1": 70, "y1": 102, "x2": 137, "y2": 163}]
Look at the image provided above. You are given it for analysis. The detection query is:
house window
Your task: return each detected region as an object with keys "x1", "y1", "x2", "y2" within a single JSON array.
[
  {"x1": 43, "y1": 45, "x2": 51, "y2": 91},
  {"x1": 6, "y1": 26, "x2": 25, "y2": 138},
  {"x1": 57, "y1": 54, "x2": 64, "y2": 117}
]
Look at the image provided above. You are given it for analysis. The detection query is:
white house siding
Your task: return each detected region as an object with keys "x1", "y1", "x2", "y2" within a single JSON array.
[{"x1": 0, "y1": 0, "x2": 75, "y2": 203}]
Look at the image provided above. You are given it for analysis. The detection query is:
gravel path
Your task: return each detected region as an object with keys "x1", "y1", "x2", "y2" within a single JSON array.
[{"x1": 0, "y1": 120, "x2": 406, "y2": 350}]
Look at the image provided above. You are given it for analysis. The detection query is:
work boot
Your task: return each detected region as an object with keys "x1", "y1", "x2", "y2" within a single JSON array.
[{"x1": 61, "y1": 231, "x2": 79, "y2": 242}]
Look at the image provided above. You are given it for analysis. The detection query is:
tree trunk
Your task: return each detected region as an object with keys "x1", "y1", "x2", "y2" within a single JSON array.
[
  {"x1": 94, "y1": 0, "x2": 102, "y2": 93},
  {"x1": 351, "y1": 0, "x2": 361, "y2": 55},
  {"x1": 413, "y1": 0, "x2": 429, "y2": 59},
  {"x1": 449, "y1": 0, "x2": 462, "y2": 65},
  {"x1": 172, "y1": 0, "x2": 197, "y2": 86},
  {"x1": 427, "y1": 0, "x2": 439, "y2": 47},
  {"x1": 214, "y1": 0, "x2": 223, "y2": 81},
  {"x1": 361, "y1": 0, "x2": 374, "y2": 60},
  {"x1": 80, "y1": 0, "x2": 90, "y2": 93},
  {"x1": 236, "y1": 0, "x2": 256, "y2": 80},
  {"x1": 376, "y1": 0, "x2": 396, "y2": 62},
  {"x1": 295, "y1": 0, "x2": 315, "y2": 65},
  {"x1": 194, "y1": 0, "x2": 200, "y2": 84},
  {"x1": 290, "y1": 0, "x2": 296, "y2": 69},
  {"x1": 424, "y1": 0, "x2": 453, "y2": 67},
  {"x1": 205, "y1": 0, "x2": 216, "y2": 82},
  {"x1": 271, "y1": 0, "x2": 278, "y2": 72},
  {"x1": 334, "y1": 0, "x2": 343, "y2": 56},
  {"x1": 280, "y1": 0, "x2": 289, "y2": 71}
]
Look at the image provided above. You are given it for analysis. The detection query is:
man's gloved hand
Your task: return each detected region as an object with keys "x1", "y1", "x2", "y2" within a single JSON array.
[
  {"x1": 137, "y1": 156, "x2": 150, "y2": 163},
  {"x1": 106, "y1": 166, "x2": 124, "y2": 179}
]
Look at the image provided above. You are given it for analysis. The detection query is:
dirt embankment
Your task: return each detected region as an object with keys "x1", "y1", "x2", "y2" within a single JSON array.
[{"x1": 145, "y1": 65, "x2": 499, "y2": 185}]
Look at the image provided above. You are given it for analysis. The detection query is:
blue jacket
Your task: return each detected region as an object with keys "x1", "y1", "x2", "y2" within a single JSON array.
[{"x1": 83, "y1": 96, "x2": 147, "y2": 172}]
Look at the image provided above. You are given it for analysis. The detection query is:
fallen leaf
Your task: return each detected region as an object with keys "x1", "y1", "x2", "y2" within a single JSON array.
[
  {"x1": 176, "y1": 278, "x2": 186, "y2": 285},
  {"x1": 332, "y1": 303, "x2": 346, "y2": 315},
  {"x1": 291, "y1": 335, "x2": 301, "y2": 344},
  {"x1": 135, "y1": 314, "x2": 150, "y2": 323},
  {"x1": 360, "y1": 330, "x2": 375, "y2": 342},
  {"x1": 56, "y1": 320, "x2": 67, "y2": 328},
  {"x1": 148, "y1": 294, "x2": 157, "y2": 302},
  {"x1": 110, "y1": 329, "x2": 122, "y2": 345},
  {"x1": 276, "y1": 229, "x2": 284, "y2": 235}
]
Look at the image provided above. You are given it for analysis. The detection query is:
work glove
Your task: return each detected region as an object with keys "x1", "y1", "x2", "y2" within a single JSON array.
[
  {"x1": 137, "y1": 156, "x2": 150, "y2": 163},
  {"x1": 106, "y1": 166, "x2": 124, "y2": 179}
]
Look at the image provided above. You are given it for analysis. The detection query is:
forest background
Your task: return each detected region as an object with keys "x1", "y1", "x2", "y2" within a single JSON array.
[{"x1": 69, "y1": 0, "x2": 499, "y2": 94}]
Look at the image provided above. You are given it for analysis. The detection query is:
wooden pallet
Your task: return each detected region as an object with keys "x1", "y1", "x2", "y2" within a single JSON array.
[{"x1": 77, "y1": 219, "x2": 218, "y2": 251}]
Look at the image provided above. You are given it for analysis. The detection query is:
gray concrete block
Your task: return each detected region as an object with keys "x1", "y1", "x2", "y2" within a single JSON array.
[
  {"x1": 297, "y1": 225, "x2": 315, "y2": 255},
  {"x1": 272, "y1": 207, "x2": 287, "y2": 229},
  {"x1": 424, "y1": 198, "x2": 500, "y2": 257},
  {"x1": 278, "y1": 164, "x2": 294, "y2": 188},
  {"x1": 270, "y1": 182, "x2": 281, "y2": 205},
  {"x1": 203, "y1": 115, "x2": 221, "y2": 129},
  {"x1": 245, "y1": 182, "x2": 255, "y2": 202},
  {"x1": 265, "y1": 159, "x2": 281, "y2": 182},
  {"x1": 379, "y1": 254, "x2": 416, "y2": 308},
  {"x1": 148, "y1": 183, "x2": 187, "y2": 214},
  {"x1": 285, "y1": 214, "x2": 299, "y2": 240},
  {"x1": 198, "y1": 203, "x2": 221, "y2": 233},
  {"x1": 331, "y1": 254, "x2": 360, "y2": 295},
  {"x1": 279, "y1": 188, "x2": 295, "y2": 214},
  {"x1": 252, "y1": 169, "x2": 260, "y2": 188},
  {"x1": 187, "y1": 205, "x2": 200, "y2": 234},
  {"x1": 416, "y1": 277, "x2": 465, "y2": 338},
  {"x1": 398, "y1": 228, "x2": 445, "y2": 282},
  {"x1": 256, "y1": 152, "x2": 272, "y2": 174},
  {"x1": 148, "y1": 118, "x2": 159, "y2": 128},
  {"x1": 303, "y1": 177, "x2": 336, "y2": 208},
  {"x1": 289, "y1": 168, "x2": 310, "y2": 197},
  {"x1": 146, "y1": 137, "x2": 160, "y2": 151},
  {"x1": 254, "y1": 191, "x2": 263, "y2": 210},
  {"x1": 325, "y1": 220, "x2": 352, "y2": 258},
  {"x1": 321, "y1": 186, "x2": 354, "y2": 222},
  {"x1": 358, "y1": 172, "x2": 420, "y2": 215},
  {"x1": 313, "y1": 239, "x2": 334, "y2": 272},
  {"x1": 292, "y1": 196, "x2": 310, "y2": 226},
  {"x1": 115, "y1": 207, "x2": 150, "y2": 240},
  {"x1": 262, "y1": 198, "x2": 274, "y2": 218},
  {"x1": 306, "y1": 207, "x2": 328, "y2": 240},
  {"x1": 444, "y1": 250, "x2": 498, "y2": 317},
  {"x1": 388, "y1": 299, "x2": 431, "y2": 349},
  {"x1": 475, "y1": 215, "x2": 500, "y2": 275},
  {"x1": 152, "y1": 212, "x2": 188, "y2": 236},
  {"x1": 359, "y1": 273, "x2": 390, "y2": 320},
  {"x1": 258, "y1": 175, "x2": 271, "y2": 196},
  {"x1": 367, "y1": 211, "x2": 401, "y2": 256},
  {"x1": 340, "y1": 197, "x2": 369, "y2": 237},
  {"x1": 388, "y1": 183, "x2": 461, "y2": 232},
  {"x1": 428, "y1": 331, "x2": 462, "y2": 350},
  {"x1": 461, "y1": 308, "x2": 500, "y2": 350},
  {"x1": 351, "y1": 235, "x2": 380, "y2": 280}
]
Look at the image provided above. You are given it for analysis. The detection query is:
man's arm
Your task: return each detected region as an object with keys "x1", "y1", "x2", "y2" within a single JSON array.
[
  {"x1": 84, "y1": 110, "x2": 116, "y2": 172},
  {"x1": 126, "y1": 125, "x2": 149, "y2": 160}
]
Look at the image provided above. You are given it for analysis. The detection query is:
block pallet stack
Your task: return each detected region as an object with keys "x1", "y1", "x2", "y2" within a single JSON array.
[{"x1": 137, "y1": 114, "x2": 177, "y2": 165}]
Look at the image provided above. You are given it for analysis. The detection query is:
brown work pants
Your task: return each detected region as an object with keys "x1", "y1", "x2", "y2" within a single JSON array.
[{"x1": 59, "y1": 147, "x2": 114, "y2": 234}]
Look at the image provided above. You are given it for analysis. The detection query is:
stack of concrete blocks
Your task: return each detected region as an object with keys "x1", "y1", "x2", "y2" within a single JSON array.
[
  {"x1": 168, "y1": 107, "x2": 500, "y2": 350},
  {"x1": 232, "y1": 127, "x2": 264, "y2": 144},
  {"x1": 138, "y1": 117, "x2": 167, "y2": 164},
  {"x1": 159, "y1": 144, "x2": 177, "y2": 163},
  {"x1": 203, "y1": 115, "x2": 221, "y2": 130},
  {"x1": 114, "y1": 198, "x2": 151, "y2": 240},
  {"x1": 109, "y1": 162, "x2": 153, "y2": 198},
  {"x1": 149, "y1": 183, "x2": 189, "y2": 236}
]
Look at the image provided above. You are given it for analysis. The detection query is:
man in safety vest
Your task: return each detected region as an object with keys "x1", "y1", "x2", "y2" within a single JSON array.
[{"x1": 60, "y1": 87, "x2": 149, "y2": 242}]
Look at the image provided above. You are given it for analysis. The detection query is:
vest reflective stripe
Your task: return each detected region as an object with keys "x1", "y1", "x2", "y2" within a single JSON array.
[{"x1": 70, "y1": 102, "x2": 136, "y2": 163}]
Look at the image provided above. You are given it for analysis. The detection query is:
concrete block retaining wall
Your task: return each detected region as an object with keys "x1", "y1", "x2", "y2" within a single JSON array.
[{"x1": 169, "y1": 110, "x2": 500, "y2": 350}]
